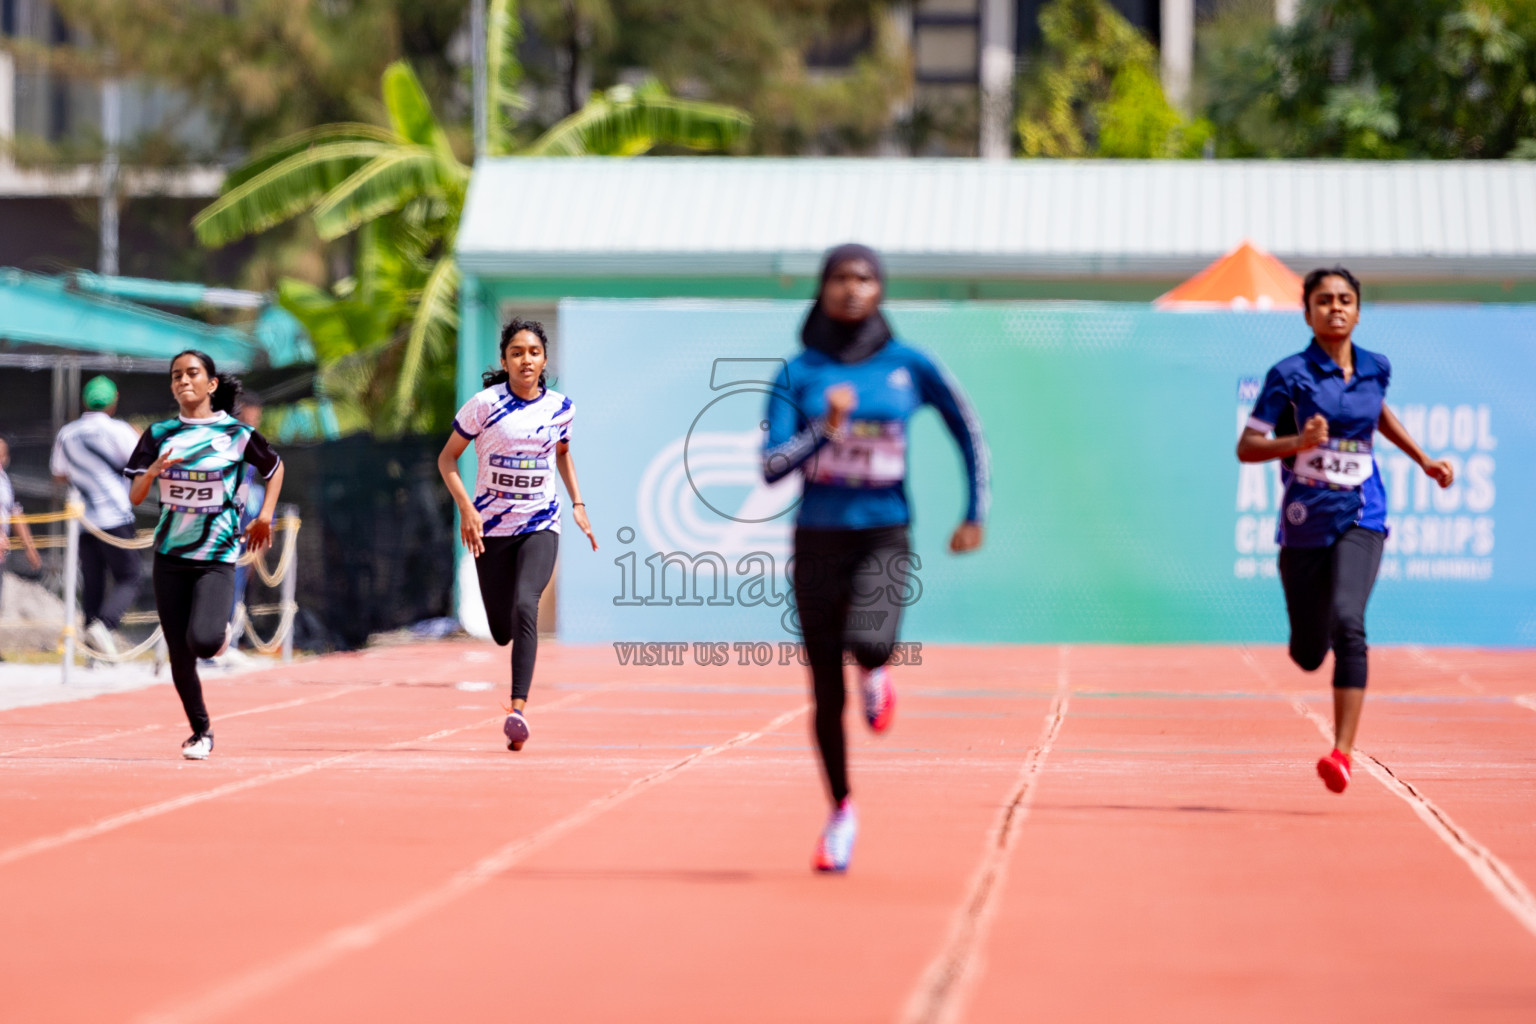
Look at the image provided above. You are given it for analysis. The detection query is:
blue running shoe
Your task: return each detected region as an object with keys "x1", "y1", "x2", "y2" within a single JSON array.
[
  {"x1": 812, "y1": 798, "x2": 858, "y2": 873},
  {"x1": 503, "y1": 709, "x2": 529, "y2": 751}
]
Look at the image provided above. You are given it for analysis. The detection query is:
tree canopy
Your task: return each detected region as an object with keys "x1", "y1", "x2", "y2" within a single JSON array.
[
  {"x1": 1200, "y1": 0, "x2": 1536, "y2": 158},
  {"x1": 1015, "y1": 0, "x2": 1210, "y2": 158}
]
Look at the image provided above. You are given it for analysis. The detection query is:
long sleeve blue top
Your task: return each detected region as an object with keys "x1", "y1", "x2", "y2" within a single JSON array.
[{"x1": 761, "y1": 341, "x2": 989, "y2": 530}]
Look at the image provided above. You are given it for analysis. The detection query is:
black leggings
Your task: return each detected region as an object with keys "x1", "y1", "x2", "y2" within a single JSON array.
[
  {"x1": 792, "y1": 525, "x2": 912, "y2": 805},
  {"x1": 475, "y1": 530, "x2": 558, "y2": 702},
  {"x1": 1278, "y1": 526, "x2": 1385, "y2": 690},
  {"x1": 153, "y1": 555, "x2": 234, "y2": 735}
]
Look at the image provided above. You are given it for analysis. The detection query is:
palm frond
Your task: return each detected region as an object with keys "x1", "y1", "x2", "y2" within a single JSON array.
[
  {"x1": 220, "y1": 123, "x2": 399, "y2": 193},
  {"x1": 193, "y1": 140, "x2": 395, "y2": 247},
  {"x1": 486, "y1": 0, "x2": 528, "y2": 156},
  {"x1": 382, "y1": 60, "x2": 458, "y2": 164},
  {"x1": 276, "y1": 279, "x2": 360, "y2": 364},
  {"x1": 390, "y1": 256, "x2": 460, "y2": 430},
  {"x1": 526, "y1": 79, "x2": 751, "y2": 156},
  {"x1": 310, "y1": 148, "x2": 464, "y2": 240}
]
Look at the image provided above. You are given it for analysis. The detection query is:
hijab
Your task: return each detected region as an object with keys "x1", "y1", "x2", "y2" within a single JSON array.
[{"x1": 800, "y1": 243, "x2": 893, "y2": 365}]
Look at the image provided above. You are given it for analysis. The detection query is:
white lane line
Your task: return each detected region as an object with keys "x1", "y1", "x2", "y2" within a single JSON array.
[
  {"x1": 900, "y1": 646, "x2": 1072, "y2": 1024},
  {"x1": 135, "y1": 702, "x2": 810, "y2": 1024},
  {"x1": 0, "y1": 687, "x2": 597, "y2": 870},
  {"x1": 1514, "y1": 695, "x2": 1536, "y2": 715},
  {"x1": 0, "y1": 685, "x2": 373, "y2": 758},
  {"x1": 1289, "y1": 698, "x2": 1536, "y2": 940},
  {"x1": 1241, "y1": 649, "x2": 1536, "y2": 939},
  {"x1": 0, "y1": 723, "x2": 165, "y2": 757},
  {"x1": 1406, "y1": 645, "x2": 1484, "y2": 693}
]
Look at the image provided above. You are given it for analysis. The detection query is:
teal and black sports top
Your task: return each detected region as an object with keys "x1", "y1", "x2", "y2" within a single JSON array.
[{"x1": 125, "y1": 412, "x2": 281, "y2": 563}]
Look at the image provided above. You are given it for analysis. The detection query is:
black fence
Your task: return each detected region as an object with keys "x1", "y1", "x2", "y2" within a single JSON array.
[{"x1": 279, "y1": 435, "x2": 456, "y2": 650}]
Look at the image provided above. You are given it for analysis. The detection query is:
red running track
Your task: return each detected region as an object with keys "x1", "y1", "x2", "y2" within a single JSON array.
[{"x1": 1, "y1": 643, "x2": 1534, "y2": 1023}]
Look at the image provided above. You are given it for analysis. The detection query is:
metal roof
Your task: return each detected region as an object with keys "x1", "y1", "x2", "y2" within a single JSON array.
[
  {"x1": 457, "y1": 157, "x2": 1536, "y2": 279},
  {"x1": 0, "y1": 268, "x2": 313, "y2": 369}
]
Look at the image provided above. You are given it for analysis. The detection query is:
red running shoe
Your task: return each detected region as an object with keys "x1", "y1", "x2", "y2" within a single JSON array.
[
  {"x1": 1316, "y1": 748, "x2": 1351, "y2": 793},
  {"x1": 859, "y1": 665, "x2": 895, "y2": 733}
]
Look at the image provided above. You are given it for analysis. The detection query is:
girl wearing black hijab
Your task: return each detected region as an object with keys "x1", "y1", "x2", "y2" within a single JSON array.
[{"x1": 762, "y1": 243, "x2": 990, "y2": 872}]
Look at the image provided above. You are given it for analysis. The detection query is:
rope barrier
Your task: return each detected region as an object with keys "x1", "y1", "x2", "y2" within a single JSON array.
[
  {"x1": 238, "y1": 516, "x2": 302, "y2": 587},
  {"x1": 16, "y1": 504, "x2": 300, "y2": 580},
  {"x1": 10, "y1": 496, "x2": 303, "y2": 671},
  {"x1": 74, "y1": 625, "x2": 165, "y2": 663},
  {"x1": 234, "y1": 601, "x2": 297, "y2": 656}
]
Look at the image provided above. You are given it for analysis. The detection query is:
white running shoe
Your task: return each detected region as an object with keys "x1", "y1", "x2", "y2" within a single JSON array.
[
  {"x1": 87, "y1": 621, "x2": 119, "y2": 658},
  {"x1": 813, "y1": 798, "x2": 858, "y2": 873},
  {"x1": 181, "y1": 734, "x2": 214, "y2": 760},
  {"x1": 503, "y1": 709, "x2": 529, "y2": 751}
]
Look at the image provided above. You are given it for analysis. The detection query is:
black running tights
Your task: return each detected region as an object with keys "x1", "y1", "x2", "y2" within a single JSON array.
[
  {"x1": 1277, "y1": 526, "x2": 1385, "y2": 690},
  {"x1": 793, "y1": 525, "x2": 912, "y2": 805},
  {"x1": 475, "y1": 530, "x2": 559, "y2": 702},
  {"x1": 153, "y1": 555, "x2": 234, "y2": 735}
]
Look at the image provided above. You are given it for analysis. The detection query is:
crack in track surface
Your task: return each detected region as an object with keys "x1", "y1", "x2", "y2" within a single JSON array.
[
  {"x1": 1288, "y1": 697, "x2": 1536, "y2": 940},
  {"x1": 900, "y1": 646, "x2": 1072, "y2": 1024}
]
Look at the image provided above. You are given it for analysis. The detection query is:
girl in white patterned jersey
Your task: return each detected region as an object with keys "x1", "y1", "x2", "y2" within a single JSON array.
[
  {"x1": 126, "y1": 351, "x2": 285, "y2": 760},
  {"x1": 438, "y1": 318, "x2": 596, "y2": 751}
]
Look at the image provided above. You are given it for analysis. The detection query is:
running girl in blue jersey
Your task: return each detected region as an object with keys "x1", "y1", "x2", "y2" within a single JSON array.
[
  {"x1": 1237, "y1": 268, "x2": 1453, "y2": 793},
  {"x1": 438, "y1": 318, "x2": 597, "y2": 752},
  {"x1": 763, "y1": 243, "x2": 989, "y2": 872},
  {"x1": 126, "y1": 351, "x2": 285, "y2": 760}
]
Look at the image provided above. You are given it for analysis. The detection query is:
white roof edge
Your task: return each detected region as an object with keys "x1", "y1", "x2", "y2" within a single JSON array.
[{"x1": 457, "y1": 157, "x2": 1536, "y2": 275}]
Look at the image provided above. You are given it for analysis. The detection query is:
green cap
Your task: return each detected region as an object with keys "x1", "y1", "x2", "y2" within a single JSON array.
[{"x1": 82, "y1": 375, "x2": 118, "y2": 411}]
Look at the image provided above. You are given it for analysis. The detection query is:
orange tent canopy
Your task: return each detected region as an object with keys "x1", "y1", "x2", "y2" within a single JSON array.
[{"x1": 1154, "y1": 240, "x2": 1304, "y2": 311}]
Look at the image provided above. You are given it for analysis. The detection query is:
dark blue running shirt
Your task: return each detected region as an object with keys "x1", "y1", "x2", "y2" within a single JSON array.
[
  {"x1": 761, "y1": 341, "x2": 989, "y2": 530},
  {"x1": 1247, "y1": 340, "x2": 1391, "y2": 549}
]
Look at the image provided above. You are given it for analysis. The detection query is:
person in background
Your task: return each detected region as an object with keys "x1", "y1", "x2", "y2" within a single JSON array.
[
  {"x1": 51, "y1": 376, "x2": 142, "y2": 658},
  {"x1": 1, "y1": 436, "x2": 45, "y2": 644}
]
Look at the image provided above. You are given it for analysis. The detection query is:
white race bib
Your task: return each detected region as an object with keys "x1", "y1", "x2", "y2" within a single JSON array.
[
  {"x1": 485, "y1": 453, "x2": 553, "y2": 502},
  {"x1": 1293, "y1": 438, "x2": 1374, "y2": 489},
  {"x1": 158, "y1": 469, "x2": 223, "y2": 513},
  {"x1": 809, "y1": 422, "x2": 906, "y2": 486}
]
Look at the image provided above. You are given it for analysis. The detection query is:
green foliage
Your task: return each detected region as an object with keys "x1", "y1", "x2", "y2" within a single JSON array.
[
  {"x1": 1015, "y1": 0, "x2": 1207, "y2": 158},
  {"x1": 570, "y1": 0, "x2": 909, "y2": 154},
  {"x1": 1200, "y1": 0, "x2": 1536, "y2": 158},
  {"x1": 26, "y1": 1, "x2": 472, "y2": 156},
  {"x1": 1098, "y1": 64, "x2": 1213, "y2": 158},
  {"x1": 195, "y1": 52, "x2": 749, "y2": 437},
  {"x1": 524, "y1": 79, "x2": 751, "y2": 156}
]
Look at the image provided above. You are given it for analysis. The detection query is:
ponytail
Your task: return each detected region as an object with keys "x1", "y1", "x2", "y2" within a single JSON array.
[{"x1": 171, "y1": 349, "x2": 242, "y2": 414}]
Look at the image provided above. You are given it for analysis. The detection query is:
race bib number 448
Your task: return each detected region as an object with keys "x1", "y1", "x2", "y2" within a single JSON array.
[
  {"x1": 158, "y1": 468, "x2": 223, "y2": 513},
  {"x1": 1294, "y1": 438, "x2": 1374, "y2": 489}
]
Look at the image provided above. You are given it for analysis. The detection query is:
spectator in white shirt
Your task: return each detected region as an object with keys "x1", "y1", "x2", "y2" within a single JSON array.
[{"x1": 51, "y1": 376, "x2": 142, "y2": 655}]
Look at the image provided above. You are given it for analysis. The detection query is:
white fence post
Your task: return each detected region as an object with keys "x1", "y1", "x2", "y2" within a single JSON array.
[
  {"x1": 60, "y1": 489, "x2": 81, "y2": 686},
  {"x1": 280, "y1": 505, "x2": 298, "y2": 663}
]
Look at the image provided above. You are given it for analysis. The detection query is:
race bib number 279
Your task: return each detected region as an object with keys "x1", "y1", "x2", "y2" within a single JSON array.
[{"x1": 158, "y1": 468, "x2": 223, "y2": 513}]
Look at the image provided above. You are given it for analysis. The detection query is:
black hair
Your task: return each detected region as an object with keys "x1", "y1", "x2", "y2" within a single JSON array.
[
  {"x1": 482, "y1": 317, "x2": 550, "y2": 390},
  {"x1": 171, "y1": 349, "x2": 242, "y2": 415},
  {"x1": 1302, "y1": 266, "x2": 1362, "y2": 307}
]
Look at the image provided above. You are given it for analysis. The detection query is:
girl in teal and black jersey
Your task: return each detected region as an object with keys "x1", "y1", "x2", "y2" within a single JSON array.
[{"x1": 126, "y1": 351, "x2": 285, "y2": 760}]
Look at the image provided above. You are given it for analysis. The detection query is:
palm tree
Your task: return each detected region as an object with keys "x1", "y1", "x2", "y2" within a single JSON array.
[{"x1": 195, "y1": 8, "x2": 750, "y2": 434}]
